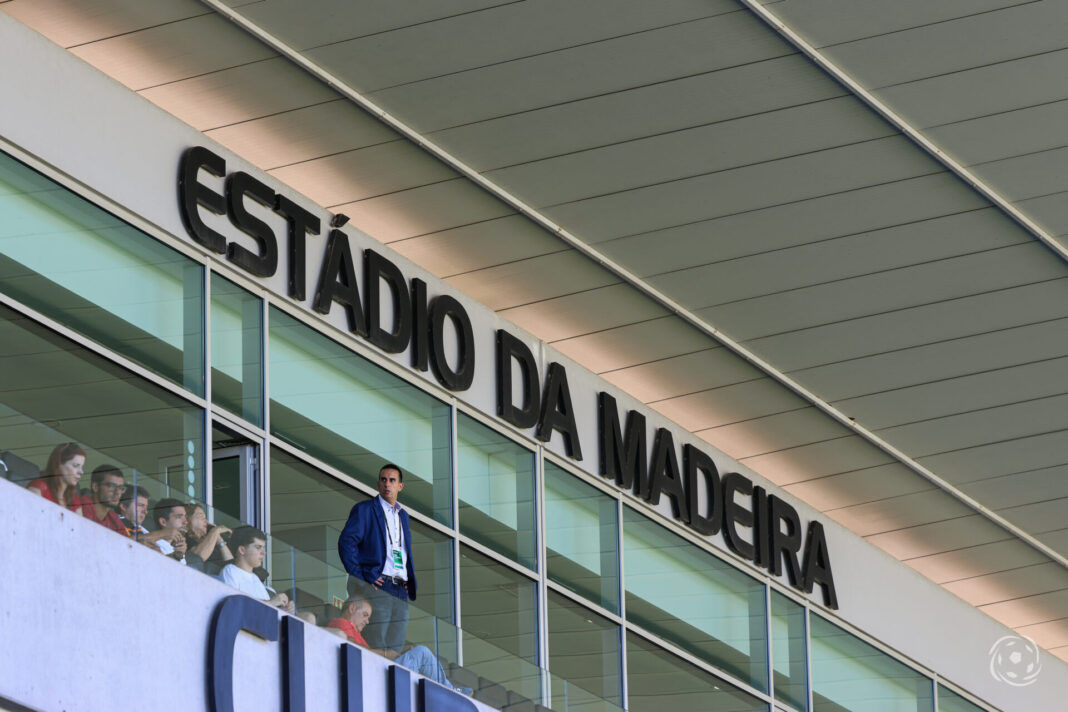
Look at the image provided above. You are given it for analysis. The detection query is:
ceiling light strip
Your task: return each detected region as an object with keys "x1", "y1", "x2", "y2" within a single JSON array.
[{"x1": 199, "y1": 0, "x2": 1068, "y2": 571}]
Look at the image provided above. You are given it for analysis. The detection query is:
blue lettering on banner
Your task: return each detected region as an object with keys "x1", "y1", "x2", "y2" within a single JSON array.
[{"x1": 209, "y1": 596, "x2": 476, "y2": 711}]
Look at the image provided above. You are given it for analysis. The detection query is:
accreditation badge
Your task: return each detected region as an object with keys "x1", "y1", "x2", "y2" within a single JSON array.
[{"x1": 392, "y1": 547, "x2": 405, "y2": 568}]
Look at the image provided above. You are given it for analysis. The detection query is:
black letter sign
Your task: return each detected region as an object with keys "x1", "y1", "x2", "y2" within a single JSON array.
[
  {"x1": 226, "y1": 171, "x2": 278, "y2": 277},
  {"x1": 179, "y1": 146, "x2": 227, "y2": 253},
  {"x1": 536, "y1": 363, "x2": 582, "y2": 460},
  {"x1": 497, "y1": 330, "x2": 540, "y2": 428},
  {"x1": 428, "y1": 295, "x2": 475, "y2": 391},
  {"x1": 313, "y1": 229, "x2": 367, "y2": 336},
  {"x1": 597, "y1": 392, "x2": 646, "y2": 494}
]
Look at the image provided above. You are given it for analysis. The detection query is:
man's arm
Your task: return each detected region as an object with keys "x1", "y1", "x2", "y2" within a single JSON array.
[{"x1": 338, "y1": 502, "x2": 368, "y2": 578}]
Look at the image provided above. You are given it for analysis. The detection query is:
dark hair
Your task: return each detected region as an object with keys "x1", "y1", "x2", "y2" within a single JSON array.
[
  {"x1": 121, "y1": 484, "x2": 149, "y2": 505},
  {"x1": 90, "y1": 463, "x2": 122, "y2": 487},
  {"x1": 230, "y1": 525, "x2": 266, "y2": 554},
  {"x1": 43, "y1": 442, "x2": 86, "y2": 506},
  {"x1": 153, "y1": 497, "x2": 185, "y2": 528},
  {"x1": 379, "y1": 463, "x2": 403, "y2": 482}
]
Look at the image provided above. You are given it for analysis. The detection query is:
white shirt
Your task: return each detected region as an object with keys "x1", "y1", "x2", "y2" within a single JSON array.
[
  {"x1": 221, "y1": 564, "x2": 270, "y2": 601},
  {"x1": 378, "y1": 495, "x2": 407, "y2": 580},
  {"x1": 155, "y1": 537, "x2": 186, "y2": 565}
]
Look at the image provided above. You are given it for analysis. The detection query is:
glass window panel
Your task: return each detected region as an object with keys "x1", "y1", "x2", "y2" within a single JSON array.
[
  {"x1": 811, "y1": 615, "x2": 934, "y2": 712},
  {"x1": 771, "y1": 590, "x2": 808, "y2": 710},
  {"x1": 460, "y1": 544, "x2": 538, "y2": 661},
  {"x1": 626, "y1": 632, "x2": 766, "y2": 712},
  {"x1": 622, "y1": 505, "x2": 768, "y2": 692},
  {"x1": 268, "y1": 307, "x2": 452, "y2": 526},
  {"x1": 547, "y1": 590, "x2": 622, "y2": 708},
  {"x1": 937, "y1": 685, "x2": 987, "y2": 712},
  {"x1": 0, "y1": 151, "x2": 204, "y2": 394},
  {"x1": 545, "y1": 462, "x2": 620, "y2": 613},
  {"x1": 211, "y1": 273, "x2": 262, "y2": 425},
  {"x1": 457, "y1": 413, "x2": 536, "y2": 569},
  {"x1": 0, "y1": 303, "x2": 204, "y2": 505}
]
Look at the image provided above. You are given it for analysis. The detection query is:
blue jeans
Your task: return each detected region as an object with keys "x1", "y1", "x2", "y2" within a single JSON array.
[{"x1": 396, "y1": 645, "x2": 452, "y2": 688}]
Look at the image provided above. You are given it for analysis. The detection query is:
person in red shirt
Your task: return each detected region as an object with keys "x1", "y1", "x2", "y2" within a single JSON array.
[
  {"x1": 327, "y1": 596, "x2": 469, "y2": 695},
  {"x1": 26, "y1": 442, "x2": 86, "y2": 513},
  {"x1": 81, "y1": 464, "x2": 129, "y2": 536}
]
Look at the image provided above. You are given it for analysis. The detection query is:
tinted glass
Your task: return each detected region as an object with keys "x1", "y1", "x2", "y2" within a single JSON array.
[
  {"x1": 269, "y1": 307, "x2": 452, "y2": 525},
  {"x1": 211, "y1": 273, "x2": 262, "y2": 425},
  {"x1": 547, "y1": 591, "x2": 622, "y2": 708},
  {"x1": 0, "y1": 151, "x2": 204, "y2": 394},
  {"x1": 772, "y1": 590, "x2": 807, "y2": 711}
]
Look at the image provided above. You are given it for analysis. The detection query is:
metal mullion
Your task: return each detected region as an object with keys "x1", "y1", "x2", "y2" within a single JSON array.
[
  {"x1": 450, "y1": 400, "x2": 462, "y2": 666},
  {"x1": 765, "y1": 583, "x2": 775, "y2": 708},
  {"x1": 624, "y1": 621, "x2": 776, "y2": 707},
  {"x1": 617, "y1": 497, "x2": 628, "y2": 711},
  {"x1": 0, "y1": 290, "x2": 208, "y2": 410},
  {"x1": 805, "y1": 605, "x2": 813, "y2": 712},
  {"x1": 209, "y1": 404, "x2": 268, "y2": 440},
  {"x1": 260, "y1": 292, "x2": 271, "y2": 535},
  {"x1": 535, "y1": 446, "x2": 551, "y2": 705},
  {"x1": 203, "y1": 265, "x2": 213, "y2": 511},
  {"x1": 456, "y1": 534, "x2": 541, "y2": 583}
]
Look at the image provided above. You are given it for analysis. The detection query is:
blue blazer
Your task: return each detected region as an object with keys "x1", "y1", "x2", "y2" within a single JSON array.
[{"x1": 338, "y1": 497, "x2": 417, "y2": 600}]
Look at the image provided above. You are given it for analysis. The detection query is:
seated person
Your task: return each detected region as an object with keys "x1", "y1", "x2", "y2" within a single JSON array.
[
  {"x1": 184, "y1": 503, "x2": 232, "y2": 569},
  {"x1": 328, "y1": 596, "x2": 469, "y2": 695},
  {"x1": 81, "y1": 464, "x2": 129, "y2": 536},
  {"x1": 26, "y1": 442, "x2": 86, "y2": 514},
  {"x1": 118, "y1": 485, "x2": 151, "y2": 538},
  {"x1": 220, "y1": 526, "x2": 295, "y2": 614},
  {"x1": 152, "y1": 498, "x2": 191, "y2": 564}
]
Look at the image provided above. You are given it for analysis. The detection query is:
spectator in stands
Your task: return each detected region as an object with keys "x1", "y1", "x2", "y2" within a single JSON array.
[
  {"x1": 26, "y1": 442, "x2": 86, "y2": 513},
  {"x1": 82, "y1": 464, "x2": 128, "y2": 536},
  {"x1": 118, "y1": 485, "x2": 150, "y2": 538},
  {"x1": 327, "y1": 595, "x2": 469, "y2": 695},
  {"x1": 184, "y1": 503, "x2": 232, "y2": 570},
  {"x1": 152, "y1": 497, "x2": 190, "y2": 563},
  {"x1": 221, "y1": 526, "x2": 295, "y2": 614}
]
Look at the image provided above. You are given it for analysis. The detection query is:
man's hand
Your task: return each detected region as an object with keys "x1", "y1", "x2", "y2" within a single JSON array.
[
  {"x1": 373, "y1": 576, "x2": 384, "y2": 588},
  {"x1": 269, "y1": 592, "x2": 296, "y2": 615},
  {"x1": 171, "y1": 532, "x2": 187, "y2": 557}
]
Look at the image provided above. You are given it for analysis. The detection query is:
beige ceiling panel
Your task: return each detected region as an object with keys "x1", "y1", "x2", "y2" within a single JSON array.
[
  {"x1": 390, "y1": 215, "x2": 562, "y2": 278},
  {"x1": 546, "y1": 136, "x2": 939, "y2": 243},
  {"x1": 963, "y1": 465, "x2": 1068, "y2": 510},
  {"x1": 741, "y1": 277, "x2": 1068, "y2": 373},
  {"x1": 1016, "y1": 618, "x2": 1068, "y2": 654},
  {"x1": 652, "y1": 378, "x2": 810, "y2": 432},
  {"x1": 1040, "y1": 529, "x2": 1068, "y2": 555},
  {"x1": 999, "y1": 498, "x2": 1068, "y2": 536},
  {"x1": 876, "y1": 393, "x2": 1068, "y2": 459},
  {"x1": 205, "y1": 99, "x2": 396, "y2": 170},
  {"x1": 827, "y1": 490, "x2": 975, "y2": 538},
  {"x1": 555, "y1": 319, "x2": 715, "y2": 377},
  {"x1": 796, "y1": 309, "x2": 1068, "y2": 401},
  {"x1": 0, "y1": 0, "x2": 206, "y2": 48},
  {"x1": 499, "y1": 284, "x2": 667, "y2": 343},
  {"x1": 704, "y1": 241, "x2": 1061, "y2": 343},
  {"x1": 430, "y1": 53, "x2": 845, "y2": 171},
  {"x1": 980, "y1": 589, "x2": 1068, "y2": 629},
  {"x1": 1016, "y1": 191, "x2": 1068, "y2": 240},
  {"x1": 918, "y1": 429, "x2": 1068, "y2": 486},
  {"x1": 877, "y1": 49, "x2": 1068, "y2": 129},
  {"x1": 229, "y1": 0, "x2": 519, "y2": 51},
  {"x1": 334, "y1": 178, "x2": 514, "y2": 245},
  {"x1": 943, "y1": 563, "x2": 1068, "y2": 608},
  {"x1": 926, "y1": 98, "x2": 1068, "y2": 167},
  {"x1": 367, "y1": 11, "x2": 792, "y2": 132},
  {"x1": 907, "y1": 539, "x2": 1050, "y2": 584},
  {"x1": 834, "y1": 356, "x2": 1068, "y2": 431},
  {"x1": 696, "y1": 407, "x2": 852, "y2": 460},
  {"x1": 784, "y1": 464, "x2": 933, "y2": 511},
  {"x1": 977, "y1": 147, "x2": 1068, "y2": 205},
  {"x1": 70, "y1": 13, "x2": 275, "y2": 91},
  {"x1": 865, "y1": 515, "x2": 1009, "y2": 561},
  {"x1": 268, "y1": 141, "x2": 457, "y2": 208},
  {"x1": 139, "y1": 56, "x2": 339, "y2": 131},
  {"x1": 758, "y1": 0, "x2": 1030, "y2": 48},
  {"x1": 600, "y1": 345, "x2": 763, "y2": 402},
  {"x1": 600, "y1": 173, "x2": 987, "y2": 273},
  {"x1": 306, "y1": 0, "x2": 733, "y2": 92},
  {"x1": 484, "y1": 96, "x2": 894, "y2": 208},
  {"x1": 740, "y1": 435, "x2": 893, "y2": 487},
  {"x1": 822, "y1": 1, "x2": 1068, "y2": 90},
  {"x1": 652, "y1": 209, "x2": 1029, "y2": 309},
  {"x1": 446, "y1": 251, "x2": 619, "y2": 311}
]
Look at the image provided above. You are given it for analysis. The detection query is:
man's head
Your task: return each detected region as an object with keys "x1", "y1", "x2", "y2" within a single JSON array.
[
  {"x1": 154, "y1": 497, "x2": 187, "y2": 531},
  {"x1": 230, "y1": 526, "x2": 267, "y2": 570},
  {"x1": 376, "y1": 464, "x2": 404, "y2": 505},
  {"x1": 120, "y1": 485, "x2": 150, "y2": 526},
  {"x1": 342, "y1": 595, "x2": 372, "y2": 632},
  {"x1": 90, "y1": 464, "x2": 125, "y2": 507}
]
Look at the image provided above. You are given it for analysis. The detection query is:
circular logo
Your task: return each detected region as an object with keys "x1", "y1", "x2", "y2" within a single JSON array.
[{"x1": 988, "y1": 634, "x2": 1042, "y2": 687}]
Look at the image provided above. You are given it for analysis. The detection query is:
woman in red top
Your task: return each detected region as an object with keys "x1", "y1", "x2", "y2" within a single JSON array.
[{"x1": 26, "y1": 442, "x2": 86, "y2": 514}]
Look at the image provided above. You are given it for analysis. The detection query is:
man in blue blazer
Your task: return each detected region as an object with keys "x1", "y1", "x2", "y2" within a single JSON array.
[{"x1": 338, "y1": 463, "x2": 418, "y2": 653}]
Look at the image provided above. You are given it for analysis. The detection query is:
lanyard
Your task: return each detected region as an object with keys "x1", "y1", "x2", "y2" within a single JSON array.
[{"x1": 384, "y1": 503, "x2": 403, "y2": 551}]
